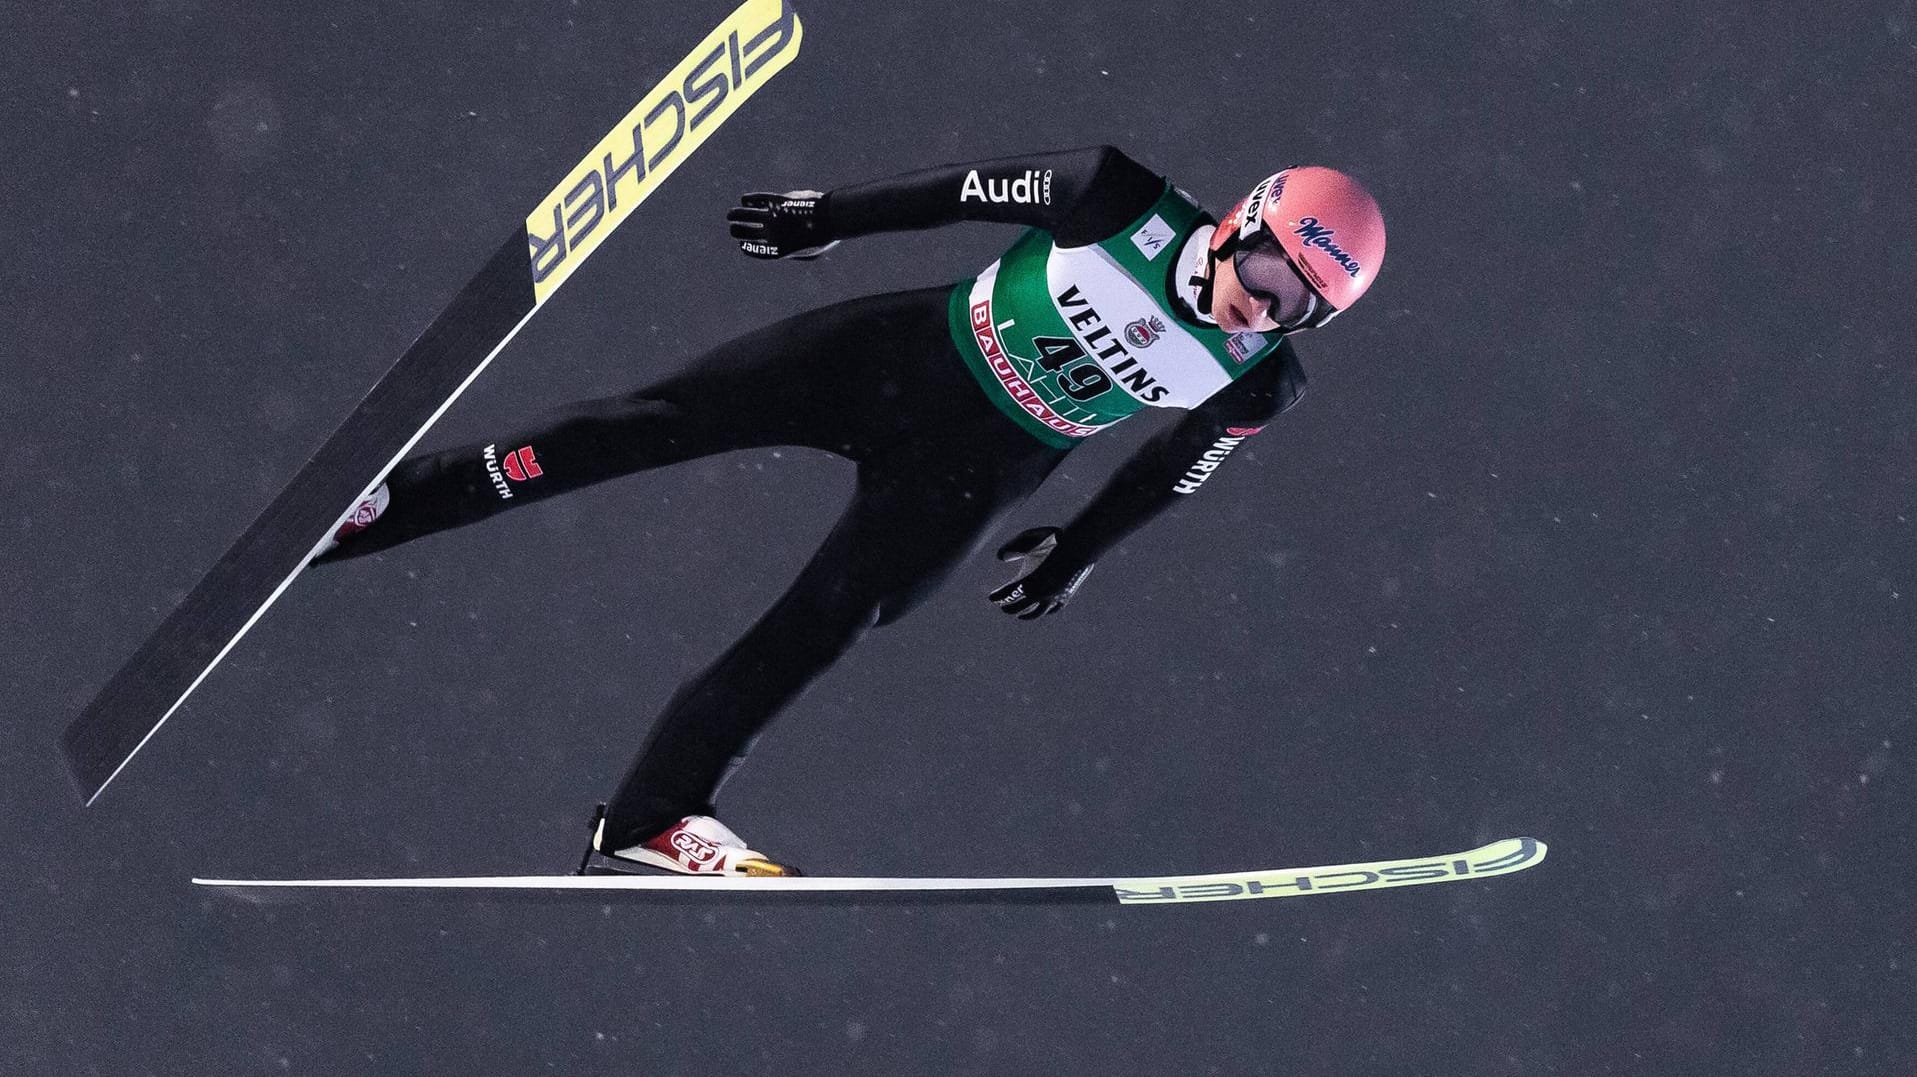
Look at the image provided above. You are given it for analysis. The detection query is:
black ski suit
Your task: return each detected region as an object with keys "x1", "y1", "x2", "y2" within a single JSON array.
[{"x1": 317, "y1": 146, "x2": 1307, "y2": 846}]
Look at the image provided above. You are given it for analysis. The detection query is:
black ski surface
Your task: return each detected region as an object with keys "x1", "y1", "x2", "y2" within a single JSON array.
[{"x1": 61, "y1": 234, "x2": 536, "y2": 803}]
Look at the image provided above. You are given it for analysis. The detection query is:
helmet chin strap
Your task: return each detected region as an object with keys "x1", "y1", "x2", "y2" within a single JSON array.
[
  {"x1": 1190, "y1": 228, "x2": 1234, "y2": 322},
  {"x1": 1192, "y1": 255, "x2": 1218, "y2": 319}
]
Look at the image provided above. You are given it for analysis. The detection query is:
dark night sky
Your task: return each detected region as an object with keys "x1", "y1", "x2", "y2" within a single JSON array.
[{"x1": 4, "y1": 1, "x2": 1913, "y2": 1073}]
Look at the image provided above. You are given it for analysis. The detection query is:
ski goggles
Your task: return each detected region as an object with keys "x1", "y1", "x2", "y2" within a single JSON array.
[{"x1": 1232, "y1": 234, "x2": 1329, "y2": 332}]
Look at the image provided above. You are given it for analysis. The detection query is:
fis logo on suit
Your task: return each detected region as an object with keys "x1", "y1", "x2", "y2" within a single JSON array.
[
  {"x1": 960, "y1": 168, "x2": 1053, "y2": 206},
  {"x1": 1129, "y1": 214, "x2": 1175, "y2": 259}
]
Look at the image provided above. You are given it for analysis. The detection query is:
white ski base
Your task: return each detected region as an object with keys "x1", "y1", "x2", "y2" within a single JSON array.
[{"x1": 195, "y1": 836, "x2": 1546, "y2": 905}]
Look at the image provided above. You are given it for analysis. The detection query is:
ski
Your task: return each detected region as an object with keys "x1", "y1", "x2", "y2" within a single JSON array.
[
  {"x1": 61, "y1": 0, "x2": 803, "y2": 805},
  {"x1": 194, "y1": 836, "x2": 1546, "y2": 906}
]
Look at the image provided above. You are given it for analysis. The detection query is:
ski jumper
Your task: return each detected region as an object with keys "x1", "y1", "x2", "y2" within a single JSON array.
[{"x1": 315, "y1": 146, "x2": 1308, "y2": 845}]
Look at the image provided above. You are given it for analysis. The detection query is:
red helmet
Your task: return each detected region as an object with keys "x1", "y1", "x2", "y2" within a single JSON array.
[{"x1": 1210, "y1": 166, "x2": 1386, "y2": 330}]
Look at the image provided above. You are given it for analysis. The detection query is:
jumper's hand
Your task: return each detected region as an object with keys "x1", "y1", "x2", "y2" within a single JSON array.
[
  {"x1": 989, "y1": 527, "x2": 1096, "y2": 621},
  {"x1": 727, "y1": 190, "x2": 839, "y2": 260}
]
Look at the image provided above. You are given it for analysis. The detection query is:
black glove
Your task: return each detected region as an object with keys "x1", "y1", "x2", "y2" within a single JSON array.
[
  {"x1": 989, "y1": 527, "x2": 1097, "y2": 621},
  {"x1": 727, "y1": 190, "x2": 839, "y2": 260}
]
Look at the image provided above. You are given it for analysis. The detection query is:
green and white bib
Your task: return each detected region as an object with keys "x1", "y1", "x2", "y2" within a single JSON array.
[{"x1": 946, "y1": 184, "x2": 1283, "y2": 448}]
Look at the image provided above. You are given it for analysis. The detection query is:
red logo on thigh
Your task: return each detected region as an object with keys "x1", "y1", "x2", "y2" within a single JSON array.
[{"x1": 502, "y1": 445, "x2": 544, "y2": 483}]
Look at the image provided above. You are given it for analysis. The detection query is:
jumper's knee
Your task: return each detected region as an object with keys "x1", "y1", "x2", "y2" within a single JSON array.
[
  {"x1": 873, "y1": 578, "x2": 944, "y2": 628},
  {"x1": 783, "y1": 595, "x2": 881, "y2": 661},
  {"x1": 552, "y1": 394, "x2": 681, "y2": 441}
]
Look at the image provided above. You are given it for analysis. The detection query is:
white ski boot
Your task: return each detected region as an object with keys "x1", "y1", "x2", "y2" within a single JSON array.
[{"x1": 587, "y1": 809, "x2": 800, "y2": 877}]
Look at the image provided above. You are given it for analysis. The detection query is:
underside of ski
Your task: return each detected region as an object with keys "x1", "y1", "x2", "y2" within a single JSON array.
[
  {"x1": 61, "y1": 0, "x2": 803, "y2": 805},
  {"x1": 195, "y1": 836, "x2": 1546, "y2": 906}
]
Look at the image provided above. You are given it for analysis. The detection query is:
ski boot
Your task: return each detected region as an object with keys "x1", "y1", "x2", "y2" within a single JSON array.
[
  {"x1": 578, "y1": 804, "x2": 801, "y2": 877},
  {"x1": 316, "y1": 482, "x2": 390, "y2": 558}
]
